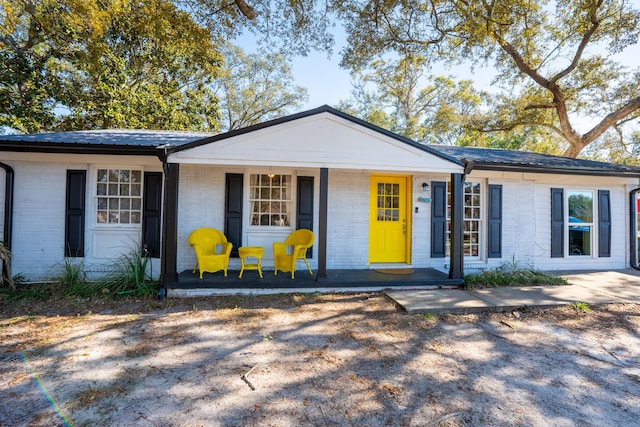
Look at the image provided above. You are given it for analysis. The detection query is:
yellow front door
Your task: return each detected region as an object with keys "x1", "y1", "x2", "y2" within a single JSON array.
[{"x1": 369, "y1": 175, "x2": 410, "y2": 263}]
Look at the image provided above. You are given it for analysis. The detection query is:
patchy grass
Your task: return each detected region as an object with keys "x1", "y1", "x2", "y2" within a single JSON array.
[{"x1": 573, "y1": 302, "x2": 592, "y2": 313}]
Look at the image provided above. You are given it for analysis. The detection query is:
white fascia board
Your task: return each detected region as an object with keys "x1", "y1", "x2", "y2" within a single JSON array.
[{"x1": 167, "y1": 113, "x2": 463, "y2": 174}]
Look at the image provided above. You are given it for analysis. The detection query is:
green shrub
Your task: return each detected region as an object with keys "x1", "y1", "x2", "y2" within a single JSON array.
[
  {"x1": 53, "y1": 258, "x2": 89, "y2": 294},
  {"x1": 464, "y1": 260, "x2": 567, "y2": 289},
  {"x1": 99, "y1": 247, "x2": 158, "y2": 297}
]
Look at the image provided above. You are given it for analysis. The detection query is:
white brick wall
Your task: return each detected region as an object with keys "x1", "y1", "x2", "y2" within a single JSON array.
[
  {"x1": 326, "y1": 170, "x2": 370, "y2": 268},
  {"x1": 6, "y1": 154, "x2": 162, "y2": 282},
  {"x1": 5, "y1": 153, "x2": 636, "y2": 281},
  {"x1": 11, "y1": 161, "x2": 75, "y2": 280},
  {"x1": 530, "y1": 182, "x2": 627, "y2": 271},
  {"x1": 177, "y1": 164, "x2": 227, "y2": 272}
]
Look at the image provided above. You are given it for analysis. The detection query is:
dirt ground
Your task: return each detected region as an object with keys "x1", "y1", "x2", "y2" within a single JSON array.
[{"x1": 2, "y1": 292, "x2": 640, "y2": 427}]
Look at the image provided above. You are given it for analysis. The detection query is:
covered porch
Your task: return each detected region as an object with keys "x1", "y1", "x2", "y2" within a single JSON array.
[
  {"x1": 168, "y1": 267, "x2": 463, "y2": 295},
  {"x1": 159, "y1": 107, "x2": 468, "y2": 292}
]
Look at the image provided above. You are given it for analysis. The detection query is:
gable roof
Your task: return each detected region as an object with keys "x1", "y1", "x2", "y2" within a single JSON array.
[
  {"x1": 432, "y1": 145, "x2": 640, "y2": 177},
  {"x1": 165, "y1": 105, "x2": 463, "y2": 166},
  {"x1": 164, "y1": 105, "x2": 465, "y2": 172}
]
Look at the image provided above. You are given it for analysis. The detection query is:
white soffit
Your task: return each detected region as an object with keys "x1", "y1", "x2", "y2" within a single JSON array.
[{"x1": 168, "y1": 113, "x2": 463, "y2": 173}]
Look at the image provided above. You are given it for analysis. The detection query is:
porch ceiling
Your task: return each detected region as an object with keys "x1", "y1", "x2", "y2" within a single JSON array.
[{"x1": 167, "y1": 113, "x2": 463, "y2": 174}]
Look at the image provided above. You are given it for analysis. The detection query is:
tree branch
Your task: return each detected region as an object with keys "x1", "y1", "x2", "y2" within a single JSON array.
[
  {"x1": 551, "y1": 0, "x2": 602, "y2": 83},
  {"x1": 524, "y1": 103, "x2": 556, "y2": 110},
  {"x1": 582, "y1": 95, "x2": 640, "y2": 147},
  {"x1": 234, "y1": 0, "x2": 257, "y2": 20}
]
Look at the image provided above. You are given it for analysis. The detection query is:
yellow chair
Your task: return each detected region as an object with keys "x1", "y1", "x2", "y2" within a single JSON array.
[
  {"x1": 188, "y1": 228, "x2": 233, "y2": 279},
  {"x1": 273, "y1": 229, "x2": 315, "y2": 279}
]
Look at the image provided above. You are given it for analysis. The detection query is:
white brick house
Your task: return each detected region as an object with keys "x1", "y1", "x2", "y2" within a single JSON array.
[{"x1": 1, "y1": 106, "x2": 640, "y2": 289}]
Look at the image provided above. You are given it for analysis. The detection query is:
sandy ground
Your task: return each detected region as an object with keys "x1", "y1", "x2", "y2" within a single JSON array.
[{"x1": 1, "y1": 292, "x2": 640, "y2": 427}]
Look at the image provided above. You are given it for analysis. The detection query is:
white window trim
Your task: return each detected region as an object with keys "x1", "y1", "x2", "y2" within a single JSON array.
[
  {"x1": 244, "y1": 169, "x2": 297, "y2": 233},
  {"x1": 89, "y1": 165, "x2": 146, "y2": 230},
  {"x1": 565, "y1": 189, "x2": 597, "y2": 258},
  {"x1": 446, "y1": 179, "x2": 485, "y2": 260}
]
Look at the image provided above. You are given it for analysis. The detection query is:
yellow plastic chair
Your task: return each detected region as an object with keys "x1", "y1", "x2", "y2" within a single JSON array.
[
  {"x1": 273, "y1": 229, "x2": 315, "y2": 279},
  {"x1": 188, "y1": 228, "x2": 233, "y2": 278}
]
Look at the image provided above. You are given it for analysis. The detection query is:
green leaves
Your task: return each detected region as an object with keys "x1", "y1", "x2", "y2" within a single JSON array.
[
  {"x1": 334, "y1": 0, "x2": 640, "y2": 158},
  {"x1": 1, "y1": 0, "x2": 223, "y2": 132},
  {"x1": 212, "y1": 43, "x2": 308, "y2": 131}
]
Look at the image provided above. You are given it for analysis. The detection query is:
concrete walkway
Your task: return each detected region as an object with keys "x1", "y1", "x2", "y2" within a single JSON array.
[{"x1": 386, "y1": 269, "x2": 640, "y2": 314}]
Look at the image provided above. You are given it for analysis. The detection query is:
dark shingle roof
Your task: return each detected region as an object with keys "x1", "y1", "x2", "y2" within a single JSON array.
[
  {"x1": 430, "y1": 145, "x2": 640, "y2": 177},
  {"x1": 0, "y1": 129, "x2": 215, "y2": 155},
  {"x1": 1, "y1": 108, "x2": 639, "y2": 178}
]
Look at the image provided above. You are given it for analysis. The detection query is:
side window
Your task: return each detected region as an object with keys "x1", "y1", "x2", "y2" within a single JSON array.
[
  {"x1": 96, "y1": 169, "x2": 142, "y2": 225},
  {"x1": 249, "y1": 174, "x2": 291, "y2": 227},
  {"x1": 567, "y1": 191, "x2": 593, "y2": 256},
  {"x1": 446, "y1": 181, "x2": 482, "y2": 257}
]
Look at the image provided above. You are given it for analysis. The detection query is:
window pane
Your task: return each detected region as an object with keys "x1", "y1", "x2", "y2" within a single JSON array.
[
  {"x1": 249, "y1": 173, "x2": 292, "y2": 227},
  {"x1": 96, "y1": 168, "x2": 143, "y2": 225},
  {"x1": 446, "y1": 181, "x2": 482, "y2": 258},
  {"x1": 569, "y1": 226, "x2": 591, "y2": 256},
  {"x1": 568, "y1": 191, "x2": 593, "y2": 223}
]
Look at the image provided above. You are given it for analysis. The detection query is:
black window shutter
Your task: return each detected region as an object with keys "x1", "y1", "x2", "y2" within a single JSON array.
[
  {"x1": 488, "y1": 184, "x2": 502, "y2": 258},
  {"x1": 65, "y1": 170, "x2": 86, "y2": 257},
  {"x1": 431, "y1": 181, "x2": 447, "y2": 258},
  {"x1": 297, "y1": 176, "x2": 314, "y2": 258},
  {"x1": 598, "y1": 190, "x2": 611, "y2": 257},
  {"x1": 225, "y1": 173, "x2": 243, "y2": 257},
  {"x1": 142, "y1": 172, "x2": 163, "y2": 258},
  {"x1": 551, "y1": 188, "x2": 564, "y2": 258}
]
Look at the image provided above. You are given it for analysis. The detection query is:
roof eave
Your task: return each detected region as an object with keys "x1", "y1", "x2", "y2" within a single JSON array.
[
  {"x1": 0, "y1": 142, "x2": 158, "y2": 156},
  {"x1": 471, "y1": 162, "x2": 640, "y2": 178}
]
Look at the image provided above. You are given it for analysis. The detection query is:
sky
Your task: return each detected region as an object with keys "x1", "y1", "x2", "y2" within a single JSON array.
[
  {"x1": 289, "y1": 51, "x2": 498, "y2": 111},
  {"x1": 281, "y1": 38, "x2": 640, "y2": 135}
]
